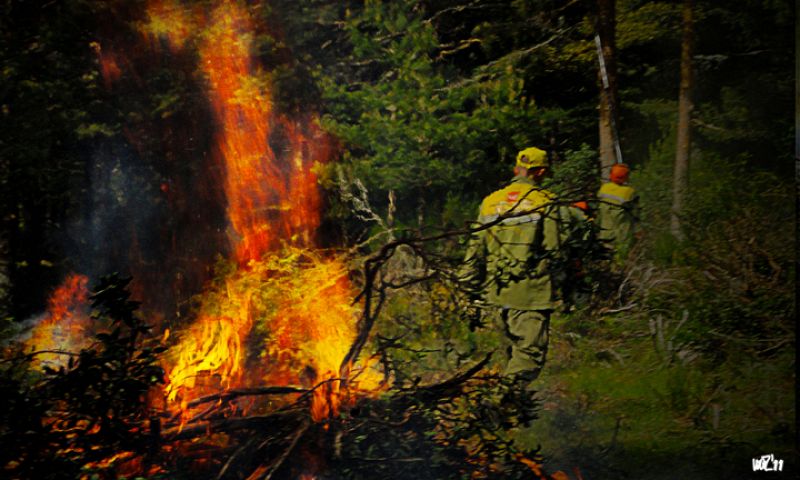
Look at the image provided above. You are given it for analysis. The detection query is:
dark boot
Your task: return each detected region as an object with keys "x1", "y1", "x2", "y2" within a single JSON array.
[{"x1": 500, "y1": 375, "x2": 539, "y2": 428}]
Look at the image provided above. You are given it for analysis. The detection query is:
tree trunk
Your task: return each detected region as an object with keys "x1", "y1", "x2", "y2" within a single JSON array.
[
  {"x1": 0, "y1": 230, "x2": 9, "y2": 320},
  {"x1": 597, "y1": 0, "x2": 618, "y2": 180},
  {"x1": 795, "y1": 0, "x2": 799, "y2": 214},
  {"x1": 671, "y1": 0, "x2": 694, "y2": 241}
]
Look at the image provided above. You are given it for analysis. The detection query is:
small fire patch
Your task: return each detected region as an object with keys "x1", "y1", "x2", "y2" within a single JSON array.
[{"x1": 506, "y1": 191, "x2": 520, "y2": 202}]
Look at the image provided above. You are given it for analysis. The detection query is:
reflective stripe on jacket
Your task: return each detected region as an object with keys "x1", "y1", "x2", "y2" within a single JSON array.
[
  {"x1": 598, "y1": 182, "x2": 635, "y2": 205},
  {"x1": 461, "y1": 176, "x2": 562, "y2": 311},
  {"x1": 597, "y1": 181, "x2": 637, "y2": 248}
]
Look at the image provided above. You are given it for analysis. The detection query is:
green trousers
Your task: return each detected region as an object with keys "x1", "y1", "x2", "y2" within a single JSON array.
[{"x1": 490, "y1": 308, "x2": 551, "y2": 386}]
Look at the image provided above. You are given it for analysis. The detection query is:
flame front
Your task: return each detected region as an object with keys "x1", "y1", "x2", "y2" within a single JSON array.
[
  {"x1": 10, "y1": 3, "x2": 387, "y2": 479},
  {"x1": 26, "y1": 273, "x2": 91, "y2": 369}
]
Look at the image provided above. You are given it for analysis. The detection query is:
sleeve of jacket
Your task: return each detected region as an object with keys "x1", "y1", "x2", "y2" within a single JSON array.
[
  {"x1": 628, "y1": 192, "x2": 640, "y2": 224},
  {"x1": 458, "y1": 208, "x2": 488, "y2": 293},
  {"x1": 541, "y1": 203, "x2": 569, "y2": 253}
]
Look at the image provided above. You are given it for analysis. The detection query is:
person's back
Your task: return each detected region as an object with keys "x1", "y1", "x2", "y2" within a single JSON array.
[
  {"x1": 597, "y1": 164, "x2": 637, "y2": 259},
  {"x1": 476, "y1": 176, "x2": 557, "y2": 311},
  {"x1": 460, "y1": 147, "x2": 564, "y2": 392}
]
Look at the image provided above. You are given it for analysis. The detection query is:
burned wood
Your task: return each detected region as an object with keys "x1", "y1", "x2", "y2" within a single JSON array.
[
  {"x1": 171, "y1": 401, "x2": 218, "y2": 427},
  {"x1": 163, "y1": 409, "x2": 305, "y2": 442},
  {"x1": 342, "y1": 455, "x2": 426, "y2": 463},
  {"x1": 161, "y1": 385, "x2": 311, "y2": 427},
  {"x1": 164, "y1": 378, "x2": 348, "y2": 438},
  {"x1": 148, "y1": 416, "x2": 161, "y2": 457},
  {"x1": 178, "y1": 445, "x2": 241, "y2": 461},
  {"x1": 162, "y1": 355, "x2": 492, "y2": 459},
  {"x1": 183, "y1": 385, "x2": 308, "y2": 410},
  {"x1": 292, "y1": 377, "x2": 346, "y2": 405},
  {"x1": 261, "y1": 420, "x2": 310, "y2": 480},
  {"x1": 215, "y1": 438, "x2": 257, "y2": 480},
  {"x1": 211, "y1": 419, "x2": 313, "y2": 480}
]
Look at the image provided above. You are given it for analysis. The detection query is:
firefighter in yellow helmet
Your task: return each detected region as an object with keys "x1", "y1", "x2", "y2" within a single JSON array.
[
  {"x1": 460, "y1": 147, "x2": 567, "y2": 397},
  {"x1": 597, "y1": 163, "x2": 638, "y2": 260}
]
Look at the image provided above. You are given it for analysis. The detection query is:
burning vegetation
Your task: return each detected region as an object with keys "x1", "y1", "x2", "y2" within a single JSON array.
[
  {"x1": 25, "y1": 273, "x2": 91, "y2": 370},
  {"x1": 3, "y1": 1, "x2": 565, "y2": 479},
  {"x1": 164, "y1": 248, "x2": 385, "y2": 424}
]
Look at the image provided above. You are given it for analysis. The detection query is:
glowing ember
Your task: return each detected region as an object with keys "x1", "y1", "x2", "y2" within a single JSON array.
[
  {"x1": 26, "y1": 273, "x2": 91, "y2": 369},
  {"x1": 81, "y1": 451, "x2": 136, "y2": 471}
]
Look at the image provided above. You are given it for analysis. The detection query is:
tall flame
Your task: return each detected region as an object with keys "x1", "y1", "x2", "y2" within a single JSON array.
[
  {"x1": 198, "y1": 2, "x2": 323, "y2": 264},
  {"x1": 150, "y1": 1, "x2": 382, "y2": 419}
]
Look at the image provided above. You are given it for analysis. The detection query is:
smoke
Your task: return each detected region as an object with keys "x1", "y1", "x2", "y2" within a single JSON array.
[
  {"x1": 68, "y1": 142, "x2": 158, "y2": 279},
  {"x1": 54, "y1": 125, "x2": 227, "y2": 326}
]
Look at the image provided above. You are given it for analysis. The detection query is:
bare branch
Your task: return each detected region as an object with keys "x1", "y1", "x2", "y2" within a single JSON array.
[
  {"x1": 262, "y1": 420, "x2": 311, "y2": 480},
  {"x1": 163, "y1": 410, "x2": 304, "y2": 441},
  {"x1": 183, "y1": 385, "x2": 307, "y2": 410}
]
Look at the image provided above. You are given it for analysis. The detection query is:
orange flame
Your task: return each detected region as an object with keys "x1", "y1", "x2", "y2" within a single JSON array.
[
  {"x1": 198, "y1": 2, "x2": 324, "y2": 264},
  {"x1": 144, "y1": 0, "x2": 382, "y2": 422},
  {"x1": 164, "y1": 249, "x2": 384, "y2": 418},
  {"x1": 165, "y1": 283, "x2": 253, "y2": 403},
  {"x1": 262, "y1": 252, "x2": 384, "y2": 421},
  {"x1": 82, "y1": 451, "x2": 136, "y2": 471},
  {"x1": 141, "y1": 0, "x2": 194, "y2": 52},
  {"x1": 27, "y1": 273, "x2": 91, "y2": 369},
  {"x1": 90, "y1": 42, "x2": 122, "y2": 89},
  {"x1": 259, "y1": 251, "x2": 363, "y2": 421}
]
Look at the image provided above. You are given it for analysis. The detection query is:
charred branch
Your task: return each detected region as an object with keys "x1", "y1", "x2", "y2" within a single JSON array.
[
  {"x1": 163, "y1": 410, "x2": 306, "y2": 442},
  {"x1": 182, "y1": 385, "x2": 308, "y2": 410}
]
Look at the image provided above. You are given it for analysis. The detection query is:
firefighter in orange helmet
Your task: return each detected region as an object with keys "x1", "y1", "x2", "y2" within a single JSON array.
[{"x1": 597, "y1": 163, "x2": 638, "y2": 260}]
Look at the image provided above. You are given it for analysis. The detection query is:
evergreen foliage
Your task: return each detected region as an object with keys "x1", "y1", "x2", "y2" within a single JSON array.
[{"x1": 0, "y1": 275, "x2": 165, "y2": 479}]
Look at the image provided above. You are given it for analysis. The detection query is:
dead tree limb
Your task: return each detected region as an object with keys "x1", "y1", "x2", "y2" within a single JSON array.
[
  {"x1": 163, "y1": 410, "x2": 305, "y2": 442},
  {"x1": 216, "y1": 438, "x2": 257, "y2": 480},
  {"x1": 183, "y1": 386, "x2": 307, "y2": 410},
  {"x1": 391, "y1": 353, "x2": 493, "y2": 407},
  {"x1": 262, "y1": 420, "x2": 311, "y2": 480},
  {"x1": 339, "y1": 192, "x2": 572, "y2": 382}
]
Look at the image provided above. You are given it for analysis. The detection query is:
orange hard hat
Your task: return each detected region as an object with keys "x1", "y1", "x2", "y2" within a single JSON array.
[
  {"x1": 572, "y1": 201, "x2": 589, "y2": 212},
  {"x1": 610, "y1": 163, "x2": 630, "y2": 184}
]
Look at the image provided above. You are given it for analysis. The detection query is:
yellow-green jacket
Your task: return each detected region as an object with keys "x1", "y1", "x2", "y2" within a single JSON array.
[
  {"x1": 597, "y1": 181, "x2": 638, "y2": 253},
  {"x1": 460, "y1": 176, "x2": 563, "y2": 311}
]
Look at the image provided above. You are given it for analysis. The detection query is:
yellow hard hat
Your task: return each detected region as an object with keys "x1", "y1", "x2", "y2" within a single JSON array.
[{"x1": 516, "y1": 147, "x2": 548, "y2": 169}]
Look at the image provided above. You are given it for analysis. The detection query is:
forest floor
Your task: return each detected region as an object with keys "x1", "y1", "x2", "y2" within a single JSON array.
[{"x1": 514, "y1": 312, "x2": 796, "y2": 480}]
